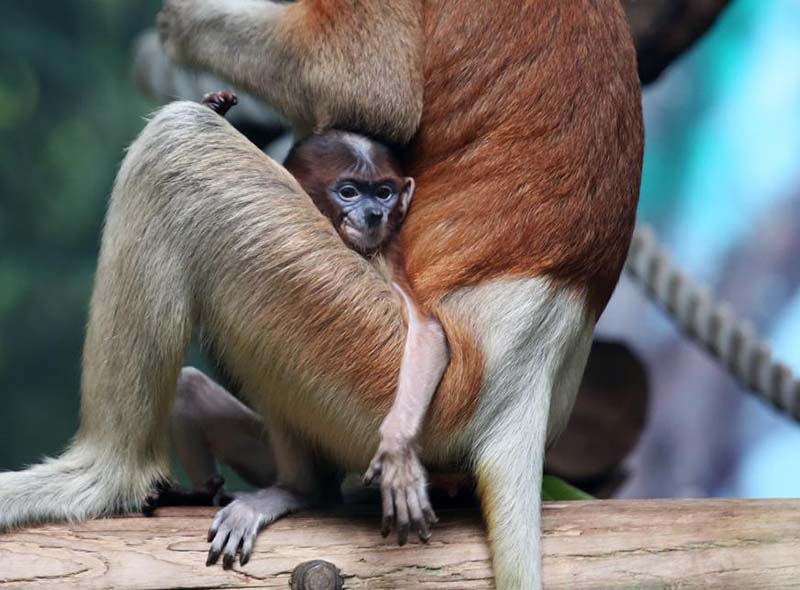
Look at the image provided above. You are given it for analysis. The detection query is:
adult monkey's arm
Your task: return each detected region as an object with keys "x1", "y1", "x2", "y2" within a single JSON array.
[
  {"x1": 156, "y1": 0, "x2": 423, "y2": 143},
  {"x1": 132, "y1": 30, "x2": 286, "y2": 131},
  {"x1": 132, "y1": 0, "x2": 732, "y2": 119}
]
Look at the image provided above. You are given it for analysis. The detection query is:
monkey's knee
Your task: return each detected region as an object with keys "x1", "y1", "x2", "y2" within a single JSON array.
[
  {"x1": 173, "y1": 367, "x2": 266, "y2": 451},
  {"x1": 148, "y1": 100, "x2": 228, "y2": 136},
  {"x1": 172, "y1": 367, "x2": 216, "y2": 432},
  {"x1": 176, "y1": 366, "x2": 212, "y2": 395}
]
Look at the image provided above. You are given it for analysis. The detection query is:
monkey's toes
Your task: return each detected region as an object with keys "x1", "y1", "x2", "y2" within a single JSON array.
[
  {"x1": 142, "y1": 476, "x2": 231, "y2": 514},
  {"x1": 206, "y1": 486, "x2": 308, "y2": 568},
  {"x1": 141, "y1": 479, "x2": 181, "y2": 516},
  {"x1": 201, "y1": 91, "x2": 239, "y2": 117},
  {"x1": 207, "y1": 502, "x2": 263, "y2": 568}
]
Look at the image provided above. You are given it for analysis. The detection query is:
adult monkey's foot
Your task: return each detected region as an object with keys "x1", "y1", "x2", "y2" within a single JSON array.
[
  {"x1": 206, "y1": 485, "x2": 309, "y2": 568},
  {"x1": 201, "y1": 90, "x2": 238, "y2": 117},
  {"x1": 142, "y1": 475, "x2": 232, "y2": 515}
]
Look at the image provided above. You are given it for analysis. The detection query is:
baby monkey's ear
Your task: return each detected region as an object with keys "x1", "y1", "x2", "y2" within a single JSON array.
[{"x1": 399, "y1": 177, "x2": 416, "y2": 219}]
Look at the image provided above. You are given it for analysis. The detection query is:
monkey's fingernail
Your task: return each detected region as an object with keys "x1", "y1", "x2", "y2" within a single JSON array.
[{"x1": 415, "y1": 518, "x2": 431, "y2": 540}]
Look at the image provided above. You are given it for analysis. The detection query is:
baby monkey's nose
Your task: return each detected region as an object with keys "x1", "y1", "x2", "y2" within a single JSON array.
[{"x1": 365, "y1": 209, "x2": 384, "y2": 228}]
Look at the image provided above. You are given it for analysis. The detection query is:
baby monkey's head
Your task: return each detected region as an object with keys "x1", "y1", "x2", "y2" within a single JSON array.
[{"x1": 284, "y1": 131, "x2": 414, "y2": 255}]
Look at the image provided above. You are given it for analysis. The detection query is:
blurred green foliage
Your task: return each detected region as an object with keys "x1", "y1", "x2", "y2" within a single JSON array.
[{"x1": 0, "y1": 1, "x2": 161, "y2": 469}]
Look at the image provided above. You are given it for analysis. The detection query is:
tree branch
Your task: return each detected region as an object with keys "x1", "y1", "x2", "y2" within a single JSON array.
[{"x1": 3, "y1": 500, "x2": 799, "y2": 589}]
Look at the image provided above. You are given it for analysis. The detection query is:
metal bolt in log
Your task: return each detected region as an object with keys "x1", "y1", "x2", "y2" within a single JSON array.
[{"x1": 290, "y1": 560, "x2": 343, "y2": 590}]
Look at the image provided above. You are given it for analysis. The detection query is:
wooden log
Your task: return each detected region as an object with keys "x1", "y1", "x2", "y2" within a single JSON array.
[{"x1": 1, "y1": 499, "x2": 799, "y2": 589}]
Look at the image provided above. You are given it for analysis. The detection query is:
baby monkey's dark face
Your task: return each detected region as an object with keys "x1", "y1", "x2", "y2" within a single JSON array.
[
  {"x1": 283, "y1": 130, "x2": 415, "y2": 255},
  {"x1": 328, "y1": 175, "x2": 413, "y2": 254}
]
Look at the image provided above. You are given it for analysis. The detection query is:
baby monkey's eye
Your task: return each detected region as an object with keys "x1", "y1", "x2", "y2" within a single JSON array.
[
  {"x1": 338, "y1": 184, "x2": 360, "y2": 200},
  {"x1": 376, "y1": 185, "x2": 394, "y2": 200}
]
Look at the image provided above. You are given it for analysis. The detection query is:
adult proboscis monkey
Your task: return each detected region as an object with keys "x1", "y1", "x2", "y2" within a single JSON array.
[{"x1": 0, "y1": 1, "x2": 643, "y2": 588}]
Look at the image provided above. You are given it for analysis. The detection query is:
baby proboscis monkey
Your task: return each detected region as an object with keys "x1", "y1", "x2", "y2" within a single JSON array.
[{"x1": 285, "y1": 127, "x2": 448, "y2": 543}]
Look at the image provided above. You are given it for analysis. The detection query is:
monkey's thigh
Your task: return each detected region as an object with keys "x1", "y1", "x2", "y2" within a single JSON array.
[{"x1": 132, "y1": 102, "x2": 406, "y2": 467}]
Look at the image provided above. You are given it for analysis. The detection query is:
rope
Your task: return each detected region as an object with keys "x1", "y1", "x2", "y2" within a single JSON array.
[{"x1": 625, "y1": 224, "x2": 800, "y2": 422}]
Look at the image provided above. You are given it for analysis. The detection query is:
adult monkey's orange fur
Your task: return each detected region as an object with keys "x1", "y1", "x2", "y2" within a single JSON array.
[
  {"x1": 0, "y1": 1, "x2": 642, "y2": 588},
  {"x1": 407, "y1": 2, "x2": 643, "y2": 416},
  {"x1": 413, "y1": 7, "x2": 641, "y2": 306}
]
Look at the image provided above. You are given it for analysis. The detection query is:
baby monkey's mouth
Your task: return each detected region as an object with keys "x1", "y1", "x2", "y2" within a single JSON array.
[{"x1": 339, "y1": 219, "x2": 386, "y2": 254}]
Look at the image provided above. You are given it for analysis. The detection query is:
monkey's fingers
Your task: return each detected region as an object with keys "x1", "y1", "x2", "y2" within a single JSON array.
[
  {"x1": 142, "y1": 479, "x2": 193, "y2": 514},
  {"x1": 201, "y1": 91, "x2": 239, "y2": 117},
  {"x1": 207, "y1": 519, "x2": 245, "y2": 569},
  {"x1": 394, "y1": 487, "x2": 410, "y2": 546},
  {"x1": 380, "y1": 480, "x2": 395, "y2": 537},
  {"x1": 206, "y1": 519, "x2": 229, "y2": 566},
  {"x1": 406, "y1": 486, "x2": 431, "y2": 542},
  {"x1": 363, "y1": 456, "x2": 384, "y2": 486},
  {"x1": 417, "y1": 480, "x2": 438, "y2": 525},
  {"x1": 141, "y1": 481, "x2": 170, "y2": 516},
  {"x1": 239, "y1": 522, "x2": 261, "y2": 566},
  {"x1": 208, "y1": 509, "x2": 225, "y2": 543},
  {"x1": 144, "y1": 476, "x2": 231, "y2": 514},
  {"x1": 221, "y1": 528, "x2": 245, "y2": 569}
]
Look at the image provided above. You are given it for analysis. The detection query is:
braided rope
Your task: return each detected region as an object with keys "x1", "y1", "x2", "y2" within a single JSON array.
[{"x1": 625, "y1": 224, "x2": 800, "y2": 421}]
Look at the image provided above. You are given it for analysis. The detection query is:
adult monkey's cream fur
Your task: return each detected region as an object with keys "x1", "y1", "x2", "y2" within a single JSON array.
[{"x1": 0, "y1": 1, "x2": 643, "y2": 588}]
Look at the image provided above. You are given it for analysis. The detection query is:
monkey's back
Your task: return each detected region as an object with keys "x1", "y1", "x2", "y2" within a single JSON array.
[{"x1": 403, "y1": 0, "x2": 643, "y2": 317}]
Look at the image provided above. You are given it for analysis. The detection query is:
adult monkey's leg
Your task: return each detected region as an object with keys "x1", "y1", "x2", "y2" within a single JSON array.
[
  {"x1": 0, "y1": 102, "x2": 404, "y2": 531},
  {"x1": 171, "y1": 367, "x2": 276, "y2": 490},
  {"x1": 135, "y1": 104, "x2": 409, "y2": 566},
  {"x1": 156, "y1": 0, "x2": 423, "y2": 143}
]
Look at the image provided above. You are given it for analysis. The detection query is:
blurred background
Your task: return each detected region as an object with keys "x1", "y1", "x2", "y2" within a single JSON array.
[{"x1": 0, "y1": 0, "x2": 799, "y2": 498}]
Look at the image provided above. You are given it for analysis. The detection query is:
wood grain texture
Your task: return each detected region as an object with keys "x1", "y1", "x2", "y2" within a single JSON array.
[{"x1": 1, "y1": 500, "x2": 799, "y2": 589}]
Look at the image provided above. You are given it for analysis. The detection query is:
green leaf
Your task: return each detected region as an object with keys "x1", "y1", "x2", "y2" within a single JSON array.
[{"x1": 541, "y1": 475, "x2": 593, "y2": 501}]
